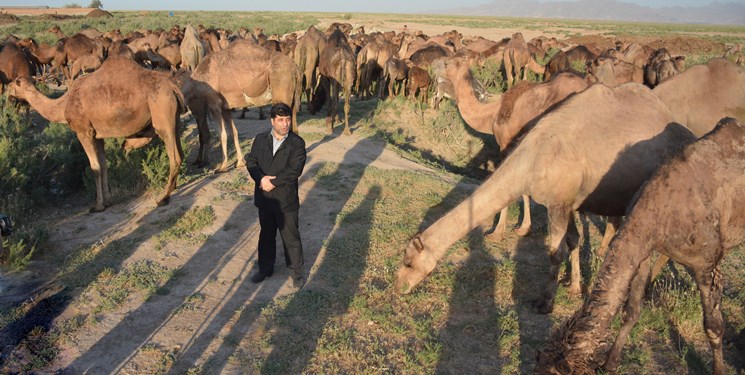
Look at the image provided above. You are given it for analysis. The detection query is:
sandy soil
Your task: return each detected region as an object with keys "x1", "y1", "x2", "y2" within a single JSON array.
[{"x1": 0, "y1": 7, "x2": 95, "y2": 16}]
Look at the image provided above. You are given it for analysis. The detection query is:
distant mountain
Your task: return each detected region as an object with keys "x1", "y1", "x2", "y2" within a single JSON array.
[{"x1": 441, "y1": 0, "x2": 745, "y2": 25}]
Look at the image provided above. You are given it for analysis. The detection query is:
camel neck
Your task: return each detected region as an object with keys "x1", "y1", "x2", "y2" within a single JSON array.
[
  {"x1": 418, "y1": 155, "x2": 525, "y2": 259},
  {"x1": 22, "y1": 88, "x2": 68, "y2": 124},
  {"x1": 451, "y1": 68, "x2": 501, "y2": 135}
]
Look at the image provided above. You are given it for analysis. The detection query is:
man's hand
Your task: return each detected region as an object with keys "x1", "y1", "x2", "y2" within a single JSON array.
[{"x1": 260, "y1": 175, "x2": 277, "y2": 192}]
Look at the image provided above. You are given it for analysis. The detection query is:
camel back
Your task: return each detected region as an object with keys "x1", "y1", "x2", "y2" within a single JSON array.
[{"x1": 497, "y1": 80, "x2": 538, "y2": 125}]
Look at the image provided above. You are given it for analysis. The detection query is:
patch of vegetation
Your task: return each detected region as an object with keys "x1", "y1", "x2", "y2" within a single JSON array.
[{"x1": 155, "y1": 206, "x2": 216, "y2": 248}]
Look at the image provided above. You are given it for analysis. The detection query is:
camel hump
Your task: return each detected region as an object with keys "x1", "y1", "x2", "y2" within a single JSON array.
[{"x1": 497, "y1": 80, "x2": 538, "y2": 124}]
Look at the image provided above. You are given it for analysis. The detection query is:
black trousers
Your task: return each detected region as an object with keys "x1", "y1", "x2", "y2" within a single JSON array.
[{"x1": 257, "y1": 207, "x2": 304, "y2": 277}]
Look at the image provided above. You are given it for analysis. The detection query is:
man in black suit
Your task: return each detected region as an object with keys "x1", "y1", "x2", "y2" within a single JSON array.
[{"x1": 246, "y1": 103, "x2": 307, "y2": 288}]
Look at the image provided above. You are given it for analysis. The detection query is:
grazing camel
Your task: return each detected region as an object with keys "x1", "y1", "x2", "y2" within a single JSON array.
[
  {"x1": 318, "y1": 29, "x2": 356, "y2": 134},
  {"x1": 394, "y1": 83, "x2": 696, "y2": 315},
  {"x1": 535, "y1": 118, "x2": 745, "y2": 375},
  {"x1": 7, "y1": 57, "x2": 185, "y2": 212},
  {"x1": 434, "y1": 56, "x2": 588, "y2": 242},
  {"x1": 179, "y1": 24, "x2": 204, "y2": 71},
  {"x1": 178, "y1": 39, "x2": 301, "y2": 172},
  {"x1": 383, "y1": 57, "x2": 408, "y2": 98}
]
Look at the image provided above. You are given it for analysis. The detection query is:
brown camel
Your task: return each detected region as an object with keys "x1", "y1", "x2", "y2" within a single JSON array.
[
  {"x1": 643, "y1": 48, "x2": 684, "y2": 87},
  {"x1": 406, "y1": 65, "x2": 430, "y2": 105},
  {"x1": 653, "y1": 58, "x2": 745, "y2": 137},
  {"x1": 435, "y1": 56, "x2": 588, "y2": 242},
  {"x1": 394, "y1": 83, "x2": 696, "y2": 316},
  {"x1": 318, "y1": 29, "x2": 356, "y2": 134},
  {"x1": 16, "y1": 38, "x2": 60, "y2": 78},
  {"x1": 178, "y1": 39, "x2": 301, "y2": 172},
  {"x1": 0, "y1": 43, "x2": 34, "y2": 92},
  {"x1": 179, "y1": 24, "x2": 204, "y2": 71},
  {"x1": 535, "y1": 117, "x2": 745, "y2": 375},
  {"x1": 6, "y1": 57, "x2": 185, "y2": 212},
  {"x1": 503, "y1": 32, "x2": 532, "y2": 88},
  {"x1": 356, "y1": 34, "x2": 398, "y2": 100},
  {"x1": 293, "y1": 25, "x2": 325, "y2": 112}
]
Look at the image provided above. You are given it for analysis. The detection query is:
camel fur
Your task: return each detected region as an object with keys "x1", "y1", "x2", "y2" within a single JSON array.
[
  {"x1": 394, "y1": 83, "x2": 696, "y2": 315},
  {"x1": 318, "y1": 29, "x2": 356, "y2": 135},
  {"x1": 535, "y1": 118, "x2": 745, "y2": 375},
  {"x1": 7, "y1": 57, "x2": 185, "y2": 212},
  {"x1": 178, "y1": 39, "x2": 302, "y2": 172}
]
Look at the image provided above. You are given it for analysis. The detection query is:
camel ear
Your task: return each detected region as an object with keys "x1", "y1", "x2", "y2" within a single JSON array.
[{"x1": 412, "y1": 235, "x2": 424, "y2": 253}]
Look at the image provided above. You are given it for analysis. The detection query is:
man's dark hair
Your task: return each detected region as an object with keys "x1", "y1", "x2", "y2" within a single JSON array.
[{"x1": 270, "y1": 103, "x2": 292, "y2": 118}]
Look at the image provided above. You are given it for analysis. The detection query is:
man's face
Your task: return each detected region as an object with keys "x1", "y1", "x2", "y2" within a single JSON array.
[{"x1": 271, "y1": 115, "x2": 292, "y2": 138}]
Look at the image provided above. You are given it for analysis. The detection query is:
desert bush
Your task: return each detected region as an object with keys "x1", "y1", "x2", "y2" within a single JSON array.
[{"x1": 471, "y1": 59, "x2": 505, "y2": 95}]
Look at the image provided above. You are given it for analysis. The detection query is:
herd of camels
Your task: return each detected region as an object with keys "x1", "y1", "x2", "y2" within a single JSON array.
[{"x1": 2, "y1": 18, "x2": 745, "y2": 374}]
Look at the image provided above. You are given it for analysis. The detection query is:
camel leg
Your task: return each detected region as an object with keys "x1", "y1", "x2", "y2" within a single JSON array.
[
  {"x1": 692, "y1": 264, "x2": 726, "y2": 375},
  {"x1": 189, "y1": 101, "x2": 210, "y2": 167},
  {"x1": 649, "y1": 254, "x2": 670, "y2": 282},
  {"x1": 150, "y1": 96, "x2": 184, "y2": 207},
  {"x1": 486, "y1": 207, "x2": 509, "y2": 242},
  {"x1": 208, "y1": 103, "x2": 230, "y2": 173},
  {"x1": 326, "y1": 82, "x2": 337, "y2": 134},
  {"x1": 597, "y1": 216, "x2": 622, "y2": 259},
  {"x1": 95, "y1": 138, "x2": 112, "y2": 208},
  {"x1": 515, "y1": 194, "x2": 532, "y2": 236},
  {"x1": 535, "y1": 207, "x2": 573, "y2": 314},
  {"x1": 603, "y1": 255, "x2": 653, "y2": 372},
  {"x1": 258, "y1": 106, "x2": 266, "y2": 120},
  {"x1": 566, "y1": 216, "x2": 581, "y2": 295},
  {"x1": 226, "y1": 109, "x2": 245, "y2": 168},
  {"x1": 77, "y1": 134, "x2": 107, "y2": 212}
]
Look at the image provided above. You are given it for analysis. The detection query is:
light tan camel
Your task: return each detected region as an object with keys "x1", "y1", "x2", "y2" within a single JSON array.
[
  {"x1": 436, "y1": 56, "x2": 588, "y2": 242},
  {"x1": 394, "y1": 83, "x2": 696, "y2": 315},
  {"x1": 178, "y1": 39, "x2": 301, "y2": 172},
  {"x1": 383, "y1": 57, "x2": 408, "y2": 98},
  {"x1": 7, "y1": 57, "x2": 185, "y2": 212},
  {"x1": 179, "y1": 24, "x2": 204, "y2": 71},
  {"x1": 503, "y1": 32, "x2": 532, "y2": 88},
  {"x1": 654, "y1": 58, "x2": 745, "y2": 137},
  {"x1": 535, "y1": 118, "x2": 745, "y2": 375},
  {"x1": 293, "y1": 25, "x2": 326, "y2": 112},
  {"x1": 318, "y1": 29, "x2": 356, "y2": 134}
]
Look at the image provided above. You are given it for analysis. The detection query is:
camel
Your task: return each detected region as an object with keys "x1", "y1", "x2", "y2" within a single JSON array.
[
  {"x1": 293, "y1": 25, "x2": 325, "y2": 112},
  {"x1": 6, "y1": 57, "x2": 185, "y2": 212},
  {"x1": 535, "y1": 118, "x2": 745, "y2": 375},
  {"x1": 318, "y1": 29, "x2": 356, "y2": 134},
  {"x1": 408, "y1": 44, "x2": 452, "y2": 68},
  {"x1": 503, "y1": 32, "x2": 532, "y2": 88},
  {"x1": 177, "y1": 39, "x2": 301, "y2": 172},
  {"x1": 0, "y1": 43, "x2": 34, "y2": 92},
  {"x1": 383, "y1": 57, "x2": 408, "y2": 98},
  {"x1": 68, "y1": 51, "x2": 103, "y2": 80},
  {"x1": 394, "y1": 83, "x2": 696, "y2": 316},
  {"x1": 16, "y1": 38, "x2": 60, "y2": 78},
  {"x1": 356, "y1": 35, "x2": 398, "y2": 99},
  {"x1": 406, "y1": 65, "x2": 431, "y2": 105},
  {"x1": 179, "y1": 24, "x2": 204, "y2": 71},
  {"x1": 653, "y1": 58, "x2": 745, "y2": 137},
  {"x1": 643, "y1": 48, "x2": 685, "y2": 87},
  {"x1": 434, "y1": 56, "x2": 588, "y2": 241}
]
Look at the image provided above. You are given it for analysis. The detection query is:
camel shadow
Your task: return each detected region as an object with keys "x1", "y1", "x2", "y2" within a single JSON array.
[{"x1": 0, "y1": 172, "x2": 215, "y2": 370}]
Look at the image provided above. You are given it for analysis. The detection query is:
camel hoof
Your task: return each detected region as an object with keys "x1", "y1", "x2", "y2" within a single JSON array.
[
  {"x1": 213, "y1": 167, "x2": 230, "y2": 174},
  {"x1": 236, "y1": 160, "x2": 246, "y2": 168},
  {"x1": 532, "y1": 298, "x2": 554, "y2": 314},
  {"x1": 89, "y1": 205, "x2": 106, "y2": 213},
  {"x1": 485, "y1": 231, "x2": 504, "y2": 242},
  {"x1": 567, "y1": 284, "x2": 582, "y2": 296},
  {"x1": 156, "y1": 196, "x2": 170, "y2": 207},
  {"x1": 515, "y1": 225, "x2": 530, "y2": 236},
  {"x1": 343, "y1": 129, "x2": 352, "y2": 136}
]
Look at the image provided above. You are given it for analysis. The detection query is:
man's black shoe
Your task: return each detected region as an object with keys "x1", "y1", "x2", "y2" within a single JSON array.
[
  {"x1": 293, "y1": 276, "x2": 305, "y2": 289},
  {"x1": 251, "y1": 271, "x2": 272, "y2": 283}
]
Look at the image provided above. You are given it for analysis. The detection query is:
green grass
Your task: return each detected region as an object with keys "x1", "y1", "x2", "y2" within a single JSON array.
[{"x1": 155, "y1": 206, "x2": 216, "y2": 248}]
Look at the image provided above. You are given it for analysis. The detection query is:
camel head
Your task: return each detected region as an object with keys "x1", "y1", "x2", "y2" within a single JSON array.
[
  {"x1": 393, "y1": 234, "x2": 437, "y2": 294},
  {"x1": 6, "y1": 77, "x2": 36, "y2": 101}
]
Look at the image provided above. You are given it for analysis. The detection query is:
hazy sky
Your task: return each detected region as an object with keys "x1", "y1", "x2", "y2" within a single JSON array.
[{"x1": 5, "y1": 0, "x2": 745, "y2": 13}]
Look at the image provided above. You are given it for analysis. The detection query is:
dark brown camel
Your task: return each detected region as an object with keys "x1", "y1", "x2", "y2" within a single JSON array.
[
  {"x1": 318, "y1": 29, "x2": 356, "y2": 135},
  {"x1": 406, "y1": 65, "x2": 430, "y2": 105},
  {"x1": 7, "y1": 57, "x2": 185, "y2": 212},
  {"x1": 535, "y1": 118, "x2": 745, "y2": 375},
  {"x1": 394, "y1": 83, "x2": 696, "y2": 316},
  {"x1": 178, "y1": 39, "x2": 301, "y2": 172}
]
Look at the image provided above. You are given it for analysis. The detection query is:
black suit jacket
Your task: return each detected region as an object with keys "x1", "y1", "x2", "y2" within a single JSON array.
[{"x1": 246, "y1": 130, "x2": 307, "y2": 212}]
